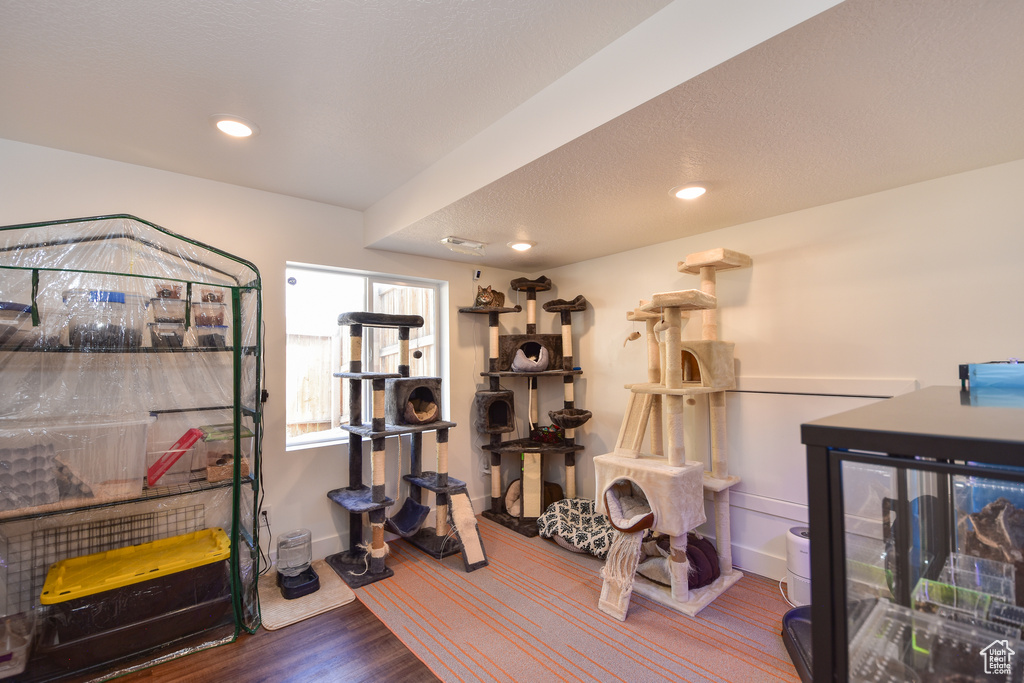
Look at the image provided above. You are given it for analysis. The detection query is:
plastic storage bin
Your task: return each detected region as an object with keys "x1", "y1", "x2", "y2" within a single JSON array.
[
  {"x1": 0, "y1": 443, "x2": 58, "y2": 512},
  {"x1": 150, "y1": 298, "x2": 186, "y2": 323},
  {"x1": 0, "y1": 416, "x2": 154, "y2": 515},
  {"x1": 37, "y1": 528, "x2": 232, "y2": 671},
  {"x1": 148, "y1": 322, "x2": 185, "y2": 349},
  {"x1": 63, "y1": 289, "x2": 149, "y2": 349},
  {"x1": 0, "y1": 612, "x2": 34, "y2": 679},
  {"x1": 193, "y1": 302, "x2": 226, "y2": 326},
  {"x1": 198, "y1": 423, "x2": 253, "y2": 483},
  {"x1": 0, "y1": 302, "x2": 35, "y2": 350},
  {"x1": 153, "y1": 282, "x2": 182, "y2": 299},
  {"x1": 196, "y1": 287, "x2": 225, "y2": 303},
  {"x1": 938, "y1": 552, "x2": 1016, "y2": 604},
  {"x1": 850, "y1": 599, "x2": 1024, "y2": 681},
  {"x1": 196, "y1": 325, "x2": 228, "y2": 349}
]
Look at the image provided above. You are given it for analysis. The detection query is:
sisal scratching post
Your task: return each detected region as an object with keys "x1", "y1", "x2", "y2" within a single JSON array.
[
  {"x1": 663, "y1": 319, "x2": 685, "y2": 467},
  {"x1": 522, "y1": 452, "x2": 542, "y2": 517},
  {"x1": 530, "y1": 378, "x2": 539, "y2": 427},
  {"x1": 709, "y1": 391, "x2": 727, "y2": 479},
  {"x1": 488, "y1": 311, "x2": 500, "y2": 373},
  {"x1": 714, "y1": 490, "x2": 732, "y2": 573},
  {"x1": 398, "y1": 325, "x2": 411, "y2": 377},
  {"x1": 349, "y1": 324, "x2": 362, "y2": 373},
  {"x1": 665, "y1": 394, "x2": 686, "y2": 467},
  {"x1": 490, "y1": 454, "x2": 502, "y2": 508},
  {"x1": 436, "y1": 429, "x2": 450, "y2": 535},
  {"x1": 371, "y1": 378, "x2": 387, "y2": 502},
  {"x1": 664, "y1": 314, "x2": 682, "y2": 388},
  {"x1": 368, "y1": 509, "x2": 388, "y2": 573},
  {"x1": 699, "y1": 266, "x2": 718, "y2": 341},
  {"x1": 646, "y1": 317, "x2": 665, "y2": 457},
  {"x1": 435, "y1": 428, "x2": 449, "y2": 487},
  {"x1": 669, "y1": 533, "x2": 691, "y2": 603},
  {"x1": 558, "y1": 310, "x2": 574, "y2": 370}
]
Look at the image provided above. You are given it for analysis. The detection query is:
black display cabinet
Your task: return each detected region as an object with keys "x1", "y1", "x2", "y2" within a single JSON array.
[{"x1": 801, "y1": 386, "x2": 1024, "y2": 682}]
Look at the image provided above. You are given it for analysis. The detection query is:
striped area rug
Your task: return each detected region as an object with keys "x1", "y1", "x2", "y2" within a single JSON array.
[{"x1": 356, "y1": 515, "x2": 799, "y2": 683}]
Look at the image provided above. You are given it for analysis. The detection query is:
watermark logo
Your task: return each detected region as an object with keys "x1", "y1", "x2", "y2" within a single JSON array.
[{"x1": 981, "y1": 639, "x2": 1015, "y2": 676}]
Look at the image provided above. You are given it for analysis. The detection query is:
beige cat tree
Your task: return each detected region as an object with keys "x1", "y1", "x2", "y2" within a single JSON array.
[{"x1": 594, "y1": 247, "x2": 750, "y2": 620}]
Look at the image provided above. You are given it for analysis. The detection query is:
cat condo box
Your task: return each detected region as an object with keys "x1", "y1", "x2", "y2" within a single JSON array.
[
  {"x1": 35, "y1": 528, "x2": 232, "y2": 672},
  {"x1": 0, "y1": 415, "x2": 153, "y2": 515}
]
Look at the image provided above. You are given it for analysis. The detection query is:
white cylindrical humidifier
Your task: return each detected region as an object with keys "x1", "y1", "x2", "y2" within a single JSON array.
[{"x1": 786, "y1": 526, "x2": 811, "y2": 606}]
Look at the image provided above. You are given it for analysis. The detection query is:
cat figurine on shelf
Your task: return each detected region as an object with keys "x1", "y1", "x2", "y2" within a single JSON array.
[{"x1": 474, "y1": 285, "x2": 505, "y2": 308}]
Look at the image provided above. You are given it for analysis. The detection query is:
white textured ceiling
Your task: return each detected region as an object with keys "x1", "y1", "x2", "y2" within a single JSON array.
[
  {"x1": 2, "y1": 1, "x2": 1022, "y2": 271},
  {"x1": 0, "y1": 0, "x2": 670, "y2": 209},
  {"x1": 373, "y1": 0, "x2": 1024, "y2": 269}
]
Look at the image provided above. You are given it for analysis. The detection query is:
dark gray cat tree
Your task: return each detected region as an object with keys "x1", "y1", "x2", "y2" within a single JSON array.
[
  {"x1": 460, "y1": 277, "x2": 590, "y2": 537},
  {"x1": 326, "y1": 312, "x2": 487, "y2": 588}
]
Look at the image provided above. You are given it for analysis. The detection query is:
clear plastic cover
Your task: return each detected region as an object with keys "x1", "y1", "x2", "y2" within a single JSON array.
[{"x1": 0, "y1": 215, "x2": 262, "y2": 678}]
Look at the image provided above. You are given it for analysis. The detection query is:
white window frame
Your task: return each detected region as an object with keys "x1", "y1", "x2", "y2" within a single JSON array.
[{"x1": 285, "y1": 262, "x2": 445, "y2": 451}]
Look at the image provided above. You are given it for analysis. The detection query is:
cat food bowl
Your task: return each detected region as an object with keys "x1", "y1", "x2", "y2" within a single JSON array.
[
  {"x1": 193, "y1": 302, "x2": 226, "y2": 326},
  {"x1": 63, "y1": 290, "x2": 149, "y2": 350},
  {"x1": 150, "y1": 298, "x2": 186, "y2": 323}
]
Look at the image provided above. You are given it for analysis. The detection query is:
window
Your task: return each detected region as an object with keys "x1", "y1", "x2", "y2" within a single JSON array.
[{"x1": 285, "y1": 263, "x2": 443, "y2": 449}]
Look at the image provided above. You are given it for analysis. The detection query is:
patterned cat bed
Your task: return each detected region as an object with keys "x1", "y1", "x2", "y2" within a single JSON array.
[{"x1": 537, "y1": 498, "x2": 616, "y2": 559}]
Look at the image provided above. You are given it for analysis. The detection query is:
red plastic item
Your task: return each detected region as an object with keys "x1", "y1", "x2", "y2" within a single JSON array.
[{"x1": 147, "y1": 427, "x2": 204, "y2": 486}]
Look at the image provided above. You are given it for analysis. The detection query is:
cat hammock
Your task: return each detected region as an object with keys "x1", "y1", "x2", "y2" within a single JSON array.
[{"x1": 384, "y1": 497, "x2": 430, "y2": 537}]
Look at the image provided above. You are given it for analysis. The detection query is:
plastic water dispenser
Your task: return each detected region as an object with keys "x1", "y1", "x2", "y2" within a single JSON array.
[{"x1": 276, "y1": 529, "x2": 319, "y2": 599}]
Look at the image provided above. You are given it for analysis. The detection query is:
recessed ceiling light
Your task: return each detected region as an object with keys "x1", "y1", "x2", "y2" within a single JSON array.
[
  {"x1": 210, "y1": 115, "x2": 259, "y2": 138},
  {"x1": 671, "y1": 185, "x2": 707, "y2": 200},
  {"x1": 508, "y1": 241, "x2": 535, "y2": 252}
]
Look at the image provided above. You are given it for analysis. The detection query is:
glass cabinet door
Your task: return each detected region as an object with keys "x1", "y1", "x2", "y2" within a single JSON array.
[{"x1": 840, "y1": 457, "x2": 1024, "y2": 681}]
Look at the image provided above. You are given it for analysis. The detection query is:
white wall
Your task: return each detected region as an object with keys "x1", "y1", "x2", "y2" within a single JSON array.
[
  {"x1": 545, "y1": 157, "x2": 1024, "y2": 578},
  {"x1": 5, "y1": 137, "x2": 1024, "y2": 581},
  {"x1": 0, "y1": 138, "x2": 520, "y2": 563}
]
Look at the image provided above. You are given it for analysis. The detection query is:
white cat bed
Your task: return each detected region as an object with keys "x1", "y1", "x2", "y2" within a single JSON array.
[{"x1": 603, "y1": 479, "x2": 654, "y2": 532}]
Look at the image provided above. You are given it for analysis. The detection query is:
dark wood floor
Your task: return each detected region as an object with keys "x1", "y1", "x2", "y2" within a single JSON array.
[{"x1": 114, "y1": 600, "x2": 440, "y2": 683}]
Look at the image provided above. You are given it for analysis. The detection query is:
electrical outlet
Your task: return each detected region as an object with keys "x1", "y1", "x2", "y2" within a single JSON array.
[{"x1": 259, "y1": 506, "x2": 272, "y2": 527}]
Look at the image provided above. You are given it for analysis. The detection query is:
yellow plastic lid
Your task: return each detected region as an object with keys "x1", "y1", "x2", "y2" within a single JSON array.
[{"x1": 40, "y1": 528, "x2": 230, "y2": 605}]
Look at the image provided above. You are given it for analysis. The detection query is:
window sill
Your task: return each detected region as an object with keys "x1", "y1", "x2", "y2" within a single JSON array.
[{"x1": 285, "y1": 428, "x2": 349, "y2": 451}]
